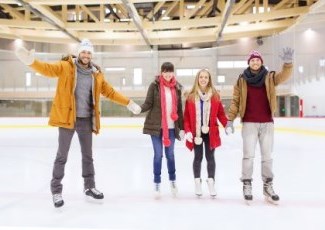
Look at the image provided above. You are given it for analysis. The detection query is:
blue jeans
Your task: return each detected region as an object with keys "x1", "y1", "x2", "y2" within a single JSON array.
[{"x1": 151, "y1": 129, "x2": 176, "y2": 183}]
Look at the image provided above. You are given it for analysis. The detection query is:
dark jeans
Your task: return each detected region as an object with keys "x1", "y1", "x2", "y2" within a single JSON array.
[
  {"x1": 193, "y1": 133, "x2": 216, "y2": 179},
  {"x1": 51, "y1": 117, "x2": 95, "y2": 194},
  {"x1": 150, "y1": 129, "x2": 176, "y2": 183}
]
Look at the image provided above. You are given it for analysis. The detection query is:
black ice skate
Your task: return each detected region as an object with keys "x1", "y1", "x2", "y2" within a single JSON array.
[
  {"x1": 263, "y1": 179, "x2": 279, "y2": 205},
  {"x1": 242, "y1": 179, "x2": 253, "y2": 205},
  {"x1": 84, "y1": 188, "x2": 104, "y2": 199},
  {"x1": 52, "y1": 193, "x2": 64, "y2": 208}
]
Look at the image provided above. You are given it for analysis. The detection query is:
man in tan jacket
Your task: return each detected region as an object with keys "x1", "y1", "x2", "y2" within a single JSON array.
[
  {"x1": 15, "y1": 39, "x2": 141, "y2": 208},
  {"x1": 226, "y1": 48, "x2": 294, "y2": 204}
]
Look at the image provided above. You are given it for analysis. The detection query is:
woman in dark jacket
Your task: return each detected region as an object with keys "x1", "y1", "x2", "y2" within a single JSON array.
[{"x1": 140, "y1": 62, "x2": 184, "y2": 198}]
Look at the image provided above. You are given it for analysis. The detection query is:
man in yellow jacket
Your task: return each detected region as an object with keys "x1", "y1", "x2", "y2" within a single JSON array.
[
  {"x1": 15, "y1": 39, "x2": 141, "y2": 208},
  {"x1": 226, "y1": 48, "x2": 294, "y2": 205}
]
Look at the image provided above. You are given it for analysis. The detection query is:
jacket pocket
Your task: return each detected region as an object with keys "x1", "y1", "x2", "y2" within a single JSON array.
[{"x1": 50, "y1": 104, "x2": 72, "y2": 125}]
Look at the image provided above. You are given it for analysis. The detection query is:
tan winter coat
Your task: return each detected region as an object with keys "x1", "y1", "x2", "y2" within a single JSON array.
[
  {"x1": 30, "y1": 56, "x2": 130, "y2": 134},
  {"x1": 228, "y1": 63, "x2": 293, "y2": 121}
]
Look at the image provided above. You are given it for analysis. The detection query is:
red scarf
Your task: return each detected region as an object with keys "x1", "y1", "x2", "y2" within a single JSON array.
[{"x1": 159, "y1": 75, "x2": 178, "y2": 147}]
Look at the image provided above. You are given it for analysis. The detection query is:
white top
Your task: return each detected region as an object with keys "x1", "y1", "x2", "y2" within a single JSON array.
[{"x1": 164, "y1": 86, "x2": 175, "y2": 129}]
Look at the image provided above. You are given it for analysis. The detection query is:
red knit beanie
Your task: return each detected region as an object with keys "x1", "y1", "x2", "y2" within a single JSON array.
[{"x1": 247, "y1": 50, "x2": 263, "y2": 64}]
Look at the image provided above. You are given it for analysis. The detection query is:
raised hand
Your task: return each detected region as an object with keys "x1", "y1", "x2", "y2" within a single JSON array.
[
  {"x1": 279, "y1": 47, "x2": 294, "y2": 63},
  {"x1": 15, "y1": 46, "x2": 35, "y2": 65}
]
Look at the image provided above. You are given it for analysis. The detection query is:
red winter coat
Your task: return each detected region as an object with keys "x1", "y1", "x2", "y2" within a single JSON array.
[{"x1": 183, "y1": 95, "x2": 228, "y2": 151}]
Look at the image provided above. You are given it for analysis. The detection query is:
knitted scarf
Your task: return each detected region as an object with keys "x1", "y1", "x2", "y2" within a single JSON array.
[
  {"x1": 243, "y1": 65, "x2": 268, "y2": 87},
  {"x1": 194, "y1": 89, "x2": 212, "y2": 145},
  {"x1": 159, "y1": 75, "x2": 178, "y2": 147}
]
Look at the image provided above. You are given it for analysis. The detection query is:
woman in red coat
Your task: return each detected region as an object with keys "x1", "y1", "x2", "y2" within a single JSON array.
[{"x1": 183, "y1": 69, "x2": 229, "y2": 197}]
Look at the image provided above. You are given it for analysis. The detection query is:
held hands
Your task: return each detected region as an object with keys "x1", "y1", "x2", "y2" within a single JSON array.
[
  {"x1": 225, "y1": 121, "x2": 234, "y2": 135},
  {"x1": 185, "y1": 132, "x2": 193, "y2": 143},
  {"x1": 15, "y1": 46, "x2": 35, "y2": 66},
  {"x1": 127, "y1": 100, "x2": 141, "y2": 115},
  {"x1": 279, "y1": 47, "x2": 294, "y2": 64}
]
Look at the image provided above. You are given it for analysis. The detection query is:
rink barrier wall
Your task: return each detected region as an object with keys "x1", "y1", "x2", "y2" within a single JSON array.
[{"x1": 0, "y1": 117, "x2": 324, "y2": 137}]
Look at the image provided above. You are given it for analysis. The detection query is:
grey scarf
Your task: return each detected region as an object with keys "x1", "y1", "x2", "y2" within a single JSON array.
[{"x1": 243, "y1": 65, "x2": 268, "y2": 87}]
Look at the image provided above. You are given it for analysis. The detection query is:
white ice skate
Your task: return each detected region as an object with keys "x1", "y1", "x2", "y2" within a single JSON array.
[
  {"x1": 154, "y1": 183, "x2": 161, "y2": 199},
  {"x1": 194, "y1": 178, "x2": 202, "y2": 197},
  {"x1": 206, "y1": 178, "x2": 217, "y2": 198},
  {"x1": 170, "y1": 181, "x2": 178, "y2": 197}
]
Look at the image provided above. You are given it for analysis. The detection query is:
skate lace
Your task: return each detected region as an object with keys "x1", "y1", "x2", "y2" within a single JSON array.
[
  {"x1": 170, "y1": 181, "x2": 177, "y2": 189},
  {"x1": 265, "y1": 183, "x2": 276, "y2": 196},
  {"x1": 243, "y1": 183, "x2": 252, "y2": 195},
  {"x1": 155, "y1": 183, "x2": 160, "y2": 192},
  {"x1": 53, "y1": 194, "x2": 63, "y2": 202},
  {"x1": 90, "y1": 188, "x2": 102, "y2": 195}
]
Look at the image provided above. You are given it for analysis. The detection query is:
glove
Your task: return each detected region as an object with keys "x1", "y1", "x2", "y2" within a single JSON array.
[
  {"x1": 279, "y1": 47, "x2": 294, "y2": 63},
  {"x1": 185, "y1": 132, "x2": 193, "y2": 143},
  {"x1": 15, "y1": 46, "x2": 35, "y2": 65},
  {"x1": 179, "y1": 130, "x2": 185, "y2": 141},
  {"x1": 225, "y1": 121, "x2": 234, "y2": 135},
  {"x1": 127, "y1": 100, "x2": 141, "y2": 115}
]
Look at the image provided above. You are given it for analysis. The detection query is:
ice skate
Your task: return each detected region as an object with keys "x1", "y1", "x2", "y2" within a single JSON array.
[
  {"x1": 263, "y1": 179, "x2": 279, "y2": 205},
  {"x1": 52, "y1": 193, "x2": 64, "y2": 208},
  {"x1": 194, "y1": 178, "x2": 202, "y2": 197},
  {"x1": 242, "y1": 179, "x2": 253, "y2": 205},
  {"x1": 84, "y1": 188, "x2": 104, "y2": 200},
  {"x1": 206, "y1": 178, "x2": 217, "y2": 198},
  {"x1": 154, "y1": 183, "x2": 161, "y2": 199},
  {"x1": 170, "y1": 181, "x2": 178, "y2": 197}
]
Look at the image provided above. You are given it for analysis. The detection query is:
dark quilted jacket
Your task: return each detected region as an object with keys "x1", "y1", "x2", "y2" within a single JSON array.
[{"x1": 140, "y1": 77, "x2": 184, "y2": 140}]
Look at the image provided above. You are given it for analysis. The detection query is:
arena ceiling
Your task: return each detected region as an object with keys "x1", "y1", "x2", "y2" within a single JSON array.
[{"x1": 0, "y1": 0, "x2": 324, "y2": 49}]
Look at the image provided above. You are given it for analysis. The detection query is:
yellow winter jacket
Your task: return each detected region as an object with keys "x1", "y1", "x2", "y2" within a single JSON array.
[
  {"x1": 30, "y1": 56, "x2": 130, "y2": 134},
  {"x1": 228, "y1": 63, "x2": 293, "y2": 121}
]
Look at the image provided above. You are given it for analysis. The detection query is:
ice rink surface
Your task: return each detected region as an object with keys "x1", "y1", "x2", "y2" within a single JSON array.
[{"x1": 0, "y1": 117, "x2": 325, "y2": 230}]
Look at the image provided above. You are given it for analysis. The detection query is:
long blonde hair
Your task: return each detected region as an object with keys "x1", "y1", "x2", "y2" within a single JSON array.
[{"x1": 187, "y1": 69, "x2": 220, "y2": 101}]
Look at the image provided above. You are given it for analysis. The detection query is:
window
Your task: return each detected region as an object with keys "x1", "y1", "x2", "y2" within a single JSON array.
[
  {"x1": 217, "y1": 75, "x2": 225, "y2": 83},
  {"x1": 133, "y1": 68, "x2": 142, "y2": 85},
  {"x1": 176, "y1": 68, "x2": 201, "y2": 76},
  {"x1": 233, "y1": 61, "x2": 247, "y2": 68},
  {"x1": 105, "y1": 67, "x2": 126, "y2": 72},
  {"x1": 217, "y1": 61, "x2": 247, "y2": 69},
  {"x1": 25, "y1": 72, "x2": 32, "y2": 87}
]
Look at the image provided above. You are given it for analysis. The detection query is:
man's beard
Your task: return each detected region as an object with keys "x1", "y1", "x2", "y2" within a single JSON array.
[{"x1": 78, "y1": 57, "x2": 90, "y2": 66}]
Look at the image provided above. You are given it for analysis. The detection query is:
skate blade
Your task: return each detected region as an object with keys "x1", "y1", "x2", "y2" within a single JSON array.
[
  {"x1": 245, "y1": 199, "x2": 253, "y2": 205},
  {"x1": 264, "y1": 196, "x2": 279, "y2": 205},
  {"x1": 195, "y1": 194, "x2": 202, "y2": 198},
  {"x1": 54, "y1": 205, "x2": 65, "y2": 211},
  {"x1": 210, "y1": 194, "x2": 217, "y2": 199},
  {"x1": 84, "y1": 195, "x2": 104, "y2": 204},
  {"x1": 154, "y1": 192, "x2": 161, "y2": 200}
]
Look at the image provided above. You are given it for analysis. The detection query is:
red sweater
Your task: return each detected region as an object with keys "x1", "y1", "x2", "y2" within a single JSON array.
[
  {"x1": 243, "y1": 85, "x2": 273, "y2": 122},
  {"x1": 183, "y1": 95, "x2": 228, "y2": 151}
]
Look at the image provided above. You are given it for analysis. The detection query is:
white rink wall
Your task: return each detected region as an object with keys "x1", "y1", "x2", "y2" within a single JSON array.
[{"x1": 0, "y1": 117, "x2": 324, "y2": 134}]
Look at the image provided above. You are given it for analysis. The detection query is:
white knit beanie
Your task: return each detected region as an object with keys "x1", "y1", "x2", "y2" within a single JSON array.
[{"x1": 78, "y1": 39, "x2": 94, "y2": 55}]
